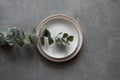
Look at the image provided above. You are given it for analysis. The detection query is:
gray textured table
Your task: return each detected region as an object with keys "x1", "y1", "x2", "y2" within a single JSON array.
[{"x1": 0, "y1": 0, "x2": 120, "y2": 80}]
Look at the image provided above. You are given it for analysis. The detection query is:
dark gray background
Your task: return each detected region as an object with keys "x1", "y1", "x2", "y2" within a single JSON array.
[{"x1": 0, "y1": 0, "x2": 120, "y2": 80}]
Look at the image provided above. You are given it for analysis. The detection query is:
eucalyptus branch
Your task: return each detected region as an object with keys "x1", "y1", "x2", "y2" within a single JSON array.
[{"x1": 0, "y1": 27, "x2": 74, "y2": 47}]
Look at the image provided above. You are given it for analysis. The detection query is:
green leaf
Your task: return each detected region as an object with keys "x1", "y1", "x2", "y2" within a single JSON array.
[
  {"x1": 29, "y1": 28, "x2": 36, "y2": 45},
  {"x1": 48, "y1": 37, "x2": 54, "y2": 45},
  {"x1": 8, "y1": 27, "x2": 20, "y2": 37},
  {"x1": 39, "y1": 27, "x2": 46, "y2": 37},
  {"x1": 0, "y1": 32, "x2": 7, "y2": 46},
  {"x1": 39, "y1": 27, "x2": 53, "y2": 45},
  {"x1": 62, "y1": 33, "x2": 68, "y2": 38},
  {"x1": 23, "y1": 39, "x2": 30, "y2": 44},
  {"x1": 40, "y1": 37, "x2": 45, "y2": 45},
  {"x1": 56, "y1": 32, "x2": 62, "y2": 38},
  {"x1": 29, "y1": 34, "x2": 36, "y2": 45},
  {"x1": 15, "y1": 37, "x2": 24, "y2": 47},
  {"x1": 2, "y1": 31, "x2": 8, "y2": 38},
  {"x1": 2, "y1": 30, "x2": 14, "y2": 46},
  {"x1": 58, "y1": 32, "x2": 62, "y2": 35},
  {"x1": 5, "y1": 34, "x2": 13, "y2": 40},
  {"x1": 8, "y1": 43, "x2": 14, "y2": 47},
  {"x1": 1, "y1": 31, "x2": 13, "y2": 42},
  {"x1": 22, "y1": 31, "x2": 25, "y2": 39},
  {"x1": 67, "y1": 36, "x2": 74, "y2": 42},
  {"x1": 23, "y1": 32, "x2": 31, "y2": 44},
  {"x1": 31, "y1": 28, "x2": 36, "y2": 33},
  {"x1": 2, "y1": 30, "x2": 14, "y2": 45},
  {"x1": 13, "y1": 30, "x2": 20, "y2": 37},
  {"x1": 44, "y1": 29, "x2": 51, "y2": 37}
]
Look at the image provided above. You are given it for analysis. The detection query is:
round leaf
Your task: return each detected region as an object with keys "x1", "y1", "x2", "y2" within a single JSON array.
[
  {"x1": 48, "y1": 37, "x2": 54, "y2": 45},
  {"x1": 62, "y1": 33, "x2": 68, "y2": 38},
  {"x1": 0, "y1": 33, "x2": 7, "y2": 46},
  {"x1": 67, "y1": 36, "x2": 74, "y2": 42}
]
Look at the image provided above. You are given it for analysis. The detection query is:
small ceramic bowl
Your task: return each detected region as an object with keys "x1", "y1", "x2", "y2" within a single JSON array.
[{"x1": 36, "y1": 14, "x2": 83, "y2": 62}]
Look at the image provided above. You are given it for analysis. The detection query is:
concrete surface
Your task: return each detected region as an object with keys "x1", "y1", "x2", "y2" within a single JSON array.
[{"x1": 0, "y1": 0, "x2": 120, "y2": 80}]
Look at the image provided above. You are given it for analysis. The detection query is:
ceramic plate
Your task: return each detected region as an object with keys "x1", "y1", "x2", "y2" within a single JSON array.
[{"x1": 36, "y1": 14, "x2": 83, "y2": 62}]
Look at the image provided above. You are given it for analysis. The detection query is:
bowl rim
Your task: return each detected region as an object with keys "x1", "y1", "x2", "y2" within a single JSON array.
[{"x1": 36, "y1": 14, "x2": 83, "y2": 62}]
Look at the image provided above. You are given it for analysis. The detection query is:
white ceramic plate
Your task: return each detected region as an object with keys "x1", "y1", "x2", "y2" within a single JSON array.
[{"x1": 36, "y1": 14, "x2": 83, "y2": 62}]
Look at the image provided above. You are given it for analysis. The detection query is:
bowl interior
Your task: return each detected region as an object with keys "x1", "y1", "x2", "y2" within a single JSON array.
[{"x1": 39, "y1": 18, "x2": 79, "y2": 59}]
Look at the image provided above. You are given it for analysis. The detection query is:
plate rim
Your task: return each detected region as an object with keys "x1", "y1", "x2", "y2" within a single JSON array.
[{"x1": 36, "y1": 14, "x2": 83, "y2": 62}]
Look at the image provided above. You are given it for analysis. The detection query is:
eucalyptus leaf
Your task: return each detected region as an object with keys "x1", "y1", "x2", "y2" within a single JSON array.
[
  {"x1": 2, "y1": 30, "x2": 14, "y2": 46},
  {"x1": 67, "y1": 36, "x2": 74, "y2": 42},
  {"x1": 5, "y1": 34, "x2": 13, "y2": 40},
  {"x1": 8, "y1": 43, "x2": 14, "y2": 47},
  {"x1": 58, "y1": 32, "x2": 62, "y2": 36},
  {"x1": 40, "y1": 37, "x2": 45, "y2": 45},
  {"x1": 22, "y1": 31, "x2": 25, "y2": 39},
  {"x1": 5, "y1": 33, "x2": 13, "y2": 41},
  {"x1": 44, "y1": 29, "x2": 51, "y2": 37},
  {"x1": 8, "y1": 27, "x2": 20, "y2": 37},
  {"x1": 31, "y1": 28, "x2": 36, "y2": 33},
  {"x1": 29, "y1": 34, "x2": 36, "y2": 45},
  {"x1": 23, "y1": 32, "x2": 31, "y2": 44},
  {"x1": 13, "y1": 30, "x2": 20, "y2": 37},
  {"x1": 2, "y1": 31, "x2": 8, "y2": 38},
  {"x1": 62, "y1": 33, "x2": 68, "y2": 38},
  {"x1": 0, "y1": 33, "x2": 7, "y2": 46},
  {"x1": 48, "y1": 37, "x2": 54, "y2": 45},
  {"x1": 39, "y1": 27, "x2": 53, "y2": 45},
  {"x1": 56, "y1": 32, "x2": 62, "y2": 38},
  {"x1": 15, "y1": 37, "x2": 24, "y2": 47},
  {"x1": 40, "y1": 27, "x2": 46, "y2": 37},
  {"x1": 29, "y1": 28, "x2": 37, "y2": 45}
]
